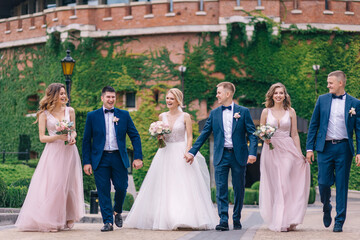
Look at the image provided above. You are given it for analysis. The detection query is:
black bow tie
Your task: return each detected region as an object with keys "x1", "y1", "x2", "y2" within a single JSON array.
[
  {"x1": 332, "y1": 94, "x2": 345, "y2": 100},
  {"x1": 222, "y1": 105, "x2": 232, "y2": 111},
  {"x1": 105, "y1": 109, "x2": 114, "y2": 113}
]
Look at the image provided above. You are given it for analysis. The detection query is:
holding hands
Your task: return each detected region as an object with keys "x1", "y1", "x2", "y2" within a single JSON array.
[
  {"x1": 184, "y1": 152, "x2": 194, "y2": 165},
  {"x1": 247, "y1": 155, "x2": 256, "y2": 164}
]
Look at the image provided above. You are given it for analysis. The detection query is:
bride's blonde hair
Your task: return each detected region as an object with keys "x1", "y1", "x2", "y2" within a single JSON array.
[
  {"x1": 166, "y1": 88, "x2": 184, "y2": 108},
  {"x1": 35, "y1": 83, "x2": 68, "y2": 123}
]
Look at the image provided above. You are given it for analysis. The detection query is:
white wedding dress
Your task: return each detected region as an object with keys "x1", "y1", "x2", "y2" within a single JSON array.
[{"x1": 125, "y1": 112, "x2": 218, "y2": 230}]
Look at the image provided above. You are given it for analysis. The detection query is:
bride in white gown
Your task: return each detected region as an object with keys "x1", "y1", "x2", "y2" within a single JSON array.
[{"x1": 125, "y1": 88, "x2": 218, "y2": 230}]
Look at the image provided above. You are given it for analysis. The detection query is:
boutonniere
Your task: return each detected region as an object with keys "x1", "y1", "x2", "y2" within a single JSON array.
[
  {"x1": 349, "y1": 107, "x2": 356, "y2": 117},
  {"x1": 233, "y1": 112, "x2": 241, "y2": 121},
  {"x1": 113, "y1": 116, "x2": 119, "y2": 125}
]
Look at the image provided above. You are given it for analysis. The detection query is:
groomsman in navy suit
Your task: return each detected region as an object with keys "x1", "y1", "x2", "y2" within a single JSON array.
[
  {"x1": 306, "y1": 71, "x2": 360, "y2": 232},
  {"x1": 185, "y1": 82, "x2": 258, "y2": 231},
  {"x1": 82, "y1": 86, "x2": 143, "y2": 232}
]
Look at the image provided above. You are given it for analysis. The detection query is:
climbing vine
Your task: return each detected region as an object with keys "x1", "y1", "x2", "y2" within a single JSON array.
[{"x1": 1, "y1": 21, "x2": 360, "y2": 190}]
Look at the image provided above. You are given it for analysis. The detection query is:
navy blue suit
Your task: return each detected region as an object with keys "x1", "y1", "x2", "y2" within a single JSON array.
[
  {"x1": 82, "y1": 108, "x2": 142, "y2": 224},
  {"x1": 306, "y1": 93, "x2": 360, "y2": 225},
  {"x1": 189, "y1": 104, "x2": 257, "y2": 224}
]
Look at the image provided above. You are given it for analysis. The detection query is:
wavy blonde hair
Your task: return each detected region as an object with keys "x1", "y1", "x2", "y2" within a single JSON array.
[
  {"x1": 35, "y1": 83, "x2": 68, "y2": 123},
  {"x1": 265, "y1": 82, "x2": 291, "y2": 110},
  {"x1": 166, "y1": 88, "x2": 184, "y2": 108}
]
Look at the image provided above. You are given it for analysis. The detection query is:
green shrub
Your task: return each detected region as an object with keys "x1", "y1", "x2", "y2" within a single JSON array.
[
  {"x1": 244, "y1": 188, "x2": 259, "y2": 205},
  {"x1": 4, "y1": 186, "x2": 28, "y2": 208},
  {"x1": 0, "y1": 164, "x2": 35, "y2": 185},
  {"x1": 123, "y1": 193, "x2": 135, "y2": 211},
  {"x1": 0, "y1": 177, "x2": 7, "y2": 207},
  {"x1": 211, "y1": 187, "x2": 216, "y2": 203},
  {"x1": 26, "y1": 159, "x2": 39, "y2": 169},
  {"x1": 11, "y1": 178, "x2": 31, "y2": 188},
  {"x1": 308, "y1": 187, "x2": 316, "y2": 204},
  {"x1": 228, "y1": 187, "x2": 234, "y2": 204},
  {"x1": 251, "y1": 181, "x2": 260, "y2": 190},
  {"x1": 83, "y1": 173, "x2": 96, "y2": 203}
]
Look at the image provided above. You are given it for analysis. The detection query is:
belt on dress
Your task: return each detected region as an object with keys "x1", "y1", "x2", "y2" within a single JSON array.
[
  {"x1": 325, "y1": 139, "x2": 347, "y2": 144},
  {"x1": 224, "y1": 147, "x2": 234, "y2": 152},
  {"x1": 103, "y1": 150, "x2": 119, "y2": 153}
]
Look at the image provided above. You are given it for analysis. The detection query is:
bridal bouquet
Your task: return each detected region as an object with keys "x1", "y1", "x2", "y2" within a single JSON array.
[
  {"x1": 253, "y1": 124, "x2": 277, "y2": 150},
  {"x1": 149, "y1": 121, "x2": 171, "y2": 148},
  {"x1": 55, "y1": 120, "x2": 74, "y2": 145}
]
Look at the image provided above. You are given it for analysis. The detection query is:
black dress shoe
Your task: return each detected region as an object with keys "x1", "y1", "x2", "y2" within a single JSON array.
[
  {"x1": 333, "y1": 223, "x2": 343, "y2": 232},
  {"x1": 101, "y1": 223, "x2": 113, "y2": 232},
  {"x1": 323, "y1": 206, "x2": 332, "y2": 228},
  {"x1": 114, "y1": 213, "x2": 123, "y2": 228},
  {"x1": 215, "y1": 222, "x2": 229, "y2": 231},
  {"x1": 233, "y1": 222, "x2": 242, "y2": 230}
]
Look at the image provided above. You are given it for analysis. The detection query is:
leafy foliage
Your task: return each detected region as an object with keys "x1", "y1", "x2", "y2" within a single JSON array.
[{"x1": 1, "y1": 21, "x2": 360, "y2": 193}]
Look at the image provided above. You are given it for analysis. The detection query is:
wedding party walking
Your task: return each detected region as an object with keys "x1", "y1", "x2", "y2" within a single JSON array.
[
  {"x1": 125, "y1": 88, "x2": 218, "y2": 230},
  {"x1": 258, "y1": 83, "x2": 310, "y2": 232},
  {"x1": 306, "y1": 70, "x2": 360, "y2": 233},
  {"x1": 15, "y1": 83, "x2": 85, "y2": 232},
  {"x1": 185, "y1": 82, "x2": 258, "y2": 231},
  {"x1": 82, "y1": 86, "x2": 143, "y2": 232}
]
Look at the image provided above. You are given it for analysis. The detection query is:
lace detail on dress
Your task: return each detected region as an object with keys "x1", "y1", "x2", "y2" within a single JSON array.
[{"x1": 163, "y1": 113, "x2": 186, "y2": 143}]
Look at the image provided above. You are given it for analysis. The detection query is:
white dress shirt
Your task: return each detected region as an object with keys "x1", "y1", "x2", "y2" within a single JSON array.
[
  {"x1": 223, "y1": 102, "x2": 234, "y2": 148},
  {"x1": 326, "y1": 95, "x2": 348, "y2": 140},
  {"x1": 103, "y1": 107, "x2": 119, "y2": 151}
]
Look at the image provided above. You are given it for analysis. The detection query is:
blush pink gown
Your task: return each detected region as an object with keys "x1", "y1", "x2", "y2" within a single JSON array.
[
  {"x1": 259, "y1": 109, "x2": 310, "y2": 232},
  {"x1": 15, "y1": 107, "x2": 85, "y2": 232}
]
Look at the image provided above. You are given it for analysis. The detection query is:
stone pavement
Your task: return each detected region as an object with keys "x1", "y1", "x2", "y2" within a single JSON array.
[{"x1": 1, "y1": 189, "x2": 359, "y2": 240}]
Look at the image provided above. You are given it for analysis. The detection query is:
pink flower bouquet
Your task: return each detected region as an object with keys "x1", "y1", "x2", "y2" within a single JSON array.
[
  {"x1": 55, "y1": 120, "x2": 74, "y2": 145},
  {"x1": 149, "y1": 121, "x2": 171, "y2": 148}
]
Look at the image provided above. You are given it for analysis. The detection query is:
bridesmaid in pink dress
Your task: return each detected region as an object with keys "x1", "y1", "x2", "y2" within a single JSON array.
[
  {"x1": 15, "y1": 83, "x2": 84, "y2": 232},
  {"x1": 259, "y1": 83, "x2": 310, "y2": 232}
]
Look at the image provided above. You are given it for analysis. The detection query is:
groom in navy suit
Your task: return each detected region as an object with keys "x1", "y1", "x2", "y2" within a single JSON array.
[
  {"x1": 83, "y1": 86, "x2": 143, "y2": 232},
  {"x1": 185, "y1": 82, "x2": 257, "y2": 231},
  {"x1": 306, "y1": 71, "x2": 360, "y2": 232}
]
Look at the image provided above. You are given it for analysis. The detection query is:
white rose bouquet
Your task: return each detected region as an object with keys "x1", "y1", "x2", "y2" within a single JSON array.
[
  {"x1": 149, "y1": 121, "x2": 171, "y2": 148},
  {"x1": 253, "y1": 124, "x2": 277, "y2": 150}
]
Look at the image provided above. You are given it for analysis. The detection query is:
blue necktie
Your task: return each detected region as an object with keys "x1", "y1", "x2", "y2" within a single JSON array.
[{"x1": 222, "y1": 105, "x2": 232, "y2": 111}]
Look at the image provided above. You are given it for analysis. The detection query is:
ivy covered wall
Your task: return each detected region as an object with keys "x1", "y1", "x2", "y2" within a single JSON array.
[{"x1": 1, "y1": 22, "x2": 360, "y2": 191}]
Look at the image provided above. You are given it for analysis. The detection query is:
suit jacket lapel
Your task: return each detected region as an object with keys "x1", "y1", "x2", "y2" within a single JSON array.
[
  {"x1": 113, "y1": 108, "x2": 120, "y2": 134},
  {"x1": 324, "y1": 94, "x2": 332, "y2": 125},
  {"x1": 98, "y1": 108, "x2": 106, "y2": 137},
  {"x1": 232, "y1": 105, "x2": 239, "y2": 135},
  {"x1": 217, "y1": 107, "x2": 224, "y2": 133},
  {"x1": 345, "y1": 94, "x2": 351, "y2": 126}
]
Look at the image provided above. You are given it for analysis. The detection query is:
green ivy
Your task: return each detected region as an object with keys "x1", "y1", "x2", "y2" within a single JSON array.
[{"x1": 2, "y1": 21, "x2": 360, "y2": 192}]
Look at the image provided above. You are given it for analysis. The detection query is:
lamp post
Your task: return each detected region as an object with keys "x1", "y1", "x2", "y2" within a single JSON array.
[
  {"x1": 178, "y1": 65, "x2": 186, "y2": 109},
  {"x1": 312, "y1": 65, "x2": 320, "y2": 95},
  {"x1": 61, "y1": 50, "x2": 75, "y2": 106},
  {"x1": 179, "y1": 65, "x2": 186, "y2": 93}
]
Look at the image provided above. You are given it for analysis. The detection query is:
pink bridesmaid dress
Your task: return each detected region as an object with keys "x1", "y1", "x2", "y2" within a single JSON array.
[
  {"x1": 15, "y1": 107, "x2": 85, "y2": 231},
  {"x1": 259, "y1": 109, "x2": 310, "y2": 232}
]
